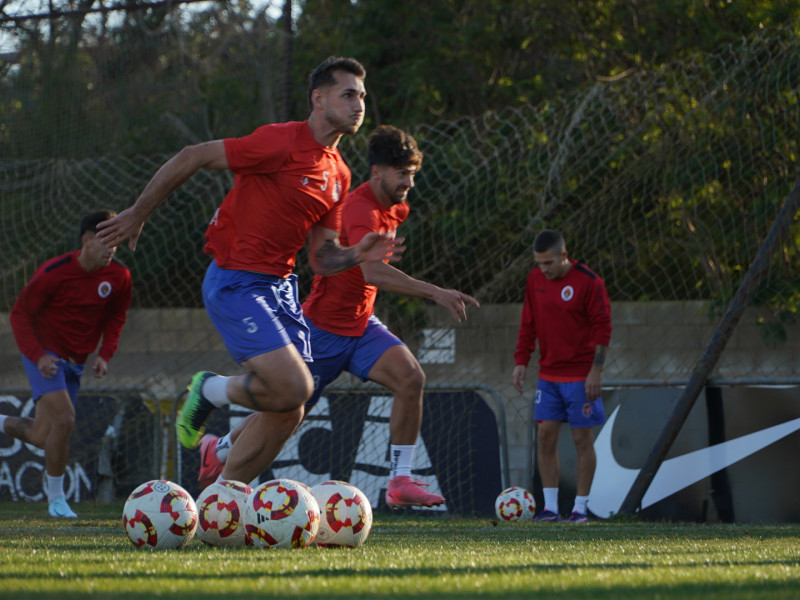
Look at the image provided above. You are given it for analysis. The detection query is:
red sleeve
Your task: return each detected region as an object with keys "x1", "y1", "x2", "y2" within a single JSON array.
[
  {"x1": 513, "y1": 270, "x2": 538, "y2": 366},
  {"x1": 587, "y1": 276, "x2": 612, "y2": 347},
  {"x1": 9, "y1": 267, "x2": 53, "y2": 363},
  {"x1": 223, "y1": 123, "x2": 297, "y2": 175},
  {"x1": 98, "y1": 267, "x2": 133, "y2": 362}
]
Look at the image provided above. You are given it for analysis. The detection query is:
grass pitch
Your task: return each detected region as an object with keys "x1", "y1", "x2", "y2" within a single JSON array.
[{"x1": 0, "y1": 501, "x2": 799, "y2": 599}]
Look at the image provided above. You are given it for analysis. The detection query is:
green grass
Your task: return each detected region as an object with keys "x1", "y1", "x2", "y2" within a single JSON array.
[{"x1": 1, "y1": 502, "x2": 799, "y2": 599}]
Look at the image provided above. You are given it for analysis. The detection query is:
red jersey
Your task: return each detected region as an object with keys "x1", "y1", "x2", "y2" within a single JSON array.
[
  {"x1": 10, "y1": 250, "x2": 132, "y2": 364},
  {"x1": 514, "y1": 259, "x2": 612, "y2": 381},
  {"x1": 204, "y1": 120, "x2": 351, "y2": 278},
  {"x1": 303, "y1": 181, "x2": 410, "y2": 336}
]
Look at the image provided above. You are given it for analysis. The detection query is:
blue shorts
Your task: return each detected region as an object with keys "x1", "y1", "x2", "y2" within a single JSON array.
[
  {"x1": 22, "y1": 351, "x2": 84, "y2": 404},
  {"x1": 202, "y1": 261, "x2": 312, "y2": 364},
  {"x1": 534, "y1": 379, "x2": 606, "y2": 428},
  {"x1": 305, "y1": 315, "x2": 405, "y2": 407}
]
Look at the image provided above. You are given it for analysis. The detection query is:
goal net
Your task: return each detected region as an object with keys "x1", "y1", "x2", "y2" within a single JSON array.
[{"x1": 1, "y1": 12, "x2": 798, "y2": 512}]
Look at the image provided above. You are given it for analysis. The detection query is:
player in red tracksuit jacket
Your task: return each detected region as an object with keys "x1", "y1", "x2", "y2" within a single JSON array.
[
  {"x1": 5, "y1": 210, "x2": 132, "y2": 518},
  {"x1": 512, "y1": 229, "x2": 612, "y2": 523}
]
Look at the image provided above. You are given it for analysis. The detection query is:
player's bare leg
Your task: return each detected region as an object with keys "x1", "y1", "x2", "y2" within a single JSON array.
[
  {"x1": 231, "y1": 346, "x2": 313, "y2": 413},
  {"x1": 219, "y1": 346, "x2": 310, "y2": 482},
  {"x1": 369, "y1": 345, "x2": 424, "y2": 445},
  {"x1": 532, "y1": 420, "x2": 562, "y2": 521},
  {"x1": 178, "y1": 344, "x2": 311, "y2": 449},
  {"x1": 564, "y1": 426, "x2": 596, "y2": 523},
  {"x1": 4, "y1": 390, "x2": 74, "y2": 476},
  {"x1": 4, "y1": 390, "x2": 77, "y2": 517},
  {"x1": 536, "y1": 420, "x2": 561, "y2": 488},
  {"x1": 221, "y1": 408, "x2": 304, "y2": 483},
  {"x1": 369, "y1": 345, "x2": 444, "y2": 508},
  {"x1": 192, "y1": 345, "x2": 311, "y2": 485},
  {"x1": 572, "y1": 427, "x2": 596, "y2": 497}
]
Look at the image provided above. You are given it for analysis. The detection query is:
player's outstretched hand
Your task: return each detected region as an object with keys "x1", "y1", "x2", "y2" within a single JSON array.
[
  {"x1": 96, "y1": 207, "x2": 146, "y2": 251},
  {"x1": 357, "y1": 232, "x2": 406, "y2": 264},
  {"x1": 433, "y1": 288, "x2": 480, "y2": 323}
]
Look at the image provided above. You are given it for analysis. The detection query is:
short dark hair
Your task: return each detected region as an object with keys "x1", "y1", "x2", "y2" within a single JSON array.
[
  {"x1": 308, "y1": 56, "x2": 366, "y2": 110},
  {"x1": 80, "y1": 209, "x2": 116, "y2": 239},
  {"x1": 367, "y1": 125, "x2": 423, "y2": 169},
  {"x1": 533, "y1": 229, "x2": 565, "y2": 253}
]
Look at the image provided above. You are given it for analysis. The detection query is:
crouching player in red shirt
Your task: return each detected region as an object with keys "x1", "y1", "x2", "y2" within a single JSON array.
[
  {"x1": 199, "y1": 125, "x2": 479, "y2": 508},
  {"x1": 4, "y1": 210, "x2": 132, "y2": 518},
  {"x1": 512, "y1": 230, "x2": 611, "y2": 523}
]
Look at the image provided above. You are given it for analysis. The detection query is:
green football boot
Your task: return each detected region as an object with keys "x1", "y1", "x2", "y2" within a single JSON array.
[{"x1": 176, "y1": 371, "x2": 218, "y2": 449}]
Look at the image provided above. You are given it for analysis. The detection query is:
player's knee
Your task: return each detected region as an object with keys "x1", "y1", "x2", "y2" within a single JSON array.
[
  {"x1": 393, "y1": 363, "x2": 425, "y2": 398},
  {"x1": 537, "y1": 429, "x2": 559, "y2": 451},
  {"x1": 272, "y1": 374, "x2": 313, "y2": 413},
  {"x1": 51, "y1": 412, "x2": 75, "y2": 437}
]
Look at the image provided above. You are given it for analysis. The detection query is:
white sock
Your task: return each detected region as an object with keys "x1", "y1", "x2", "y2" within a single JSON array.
[
  {"x1": 202, "y1": 375, "x2": 230, "y2": 408},
  {"x1": 572, "y1": 495, "x2": 589, "y2": 515},
  {"x1": 389, "y1": 445, "x2": 415, "y2": 478},
  {"x1": 543, "y1": 487, "x2": 559, "y2": 514},
  {"x1": 216, "y1": 433, "x2": 233, "y2": 462},
  {"x1": 46, "y1": 473, "x2": 65, "y2": 503},
  {"x1": 0, "y1": 415, "x2": 7, "y2": 433}
]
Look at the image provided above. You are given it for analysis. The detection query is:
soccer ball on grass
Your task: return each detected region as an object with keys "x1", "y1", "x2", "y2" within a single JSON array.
[
  {"x1": 310, "y1": 480, "x2": 373, "y2": 548},
  {"x1": 196, "y1": 479, "x2": 252, "y2": 547},
  {"x1": 122, "y1": 479, "x2": 198, "y2": 549},
  {"x1": 244, "y1": 478, "x2": 320, "y2": 549},
  {"x1": 494, "y1": 486, "x2": 536, "y2": 522}
]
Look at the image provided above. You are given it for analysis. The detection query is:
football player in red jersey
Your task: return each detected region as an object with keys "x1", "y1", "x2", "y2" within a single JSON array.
[
  {"x1": 199, "y1": 125, "x2": 478, "y2": 508},
  {"x1": 4, "y1": 210, "x2": 132, "y2": 518},
  {"x1": 96, "y1": 57, "x2": 401, "y2": 488},
  {"x1": 512, "y1": 230, "x2": 612, "y2": 523}
]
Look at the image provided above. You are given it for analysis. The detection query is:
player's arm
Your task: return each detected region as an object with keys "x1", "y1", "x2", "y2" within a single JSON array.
[
  {"x1": 9, "y1": 271, "x2": 52, "y2": 365},
  {"x1": 512, "y1": 272, "x2": 538, "y2": 393},
  {"x1": 360, "y1": 260, "x2": 479, "y2": 323},
  {"x1": 585, "y1": 344, "x2": 608, "y2": 402},
  {"x1": 10, "y1": 270, "x2": 62, "y2": 378},
  {"x1": 97, "y1": 140, "x2": 229, "y2": 250},
  {"x1": 585, "y1": 277, "x2": 612, "y2": 401},
  {"x1": 306, "y1": 225, "x2": 404, "y2": 276}
]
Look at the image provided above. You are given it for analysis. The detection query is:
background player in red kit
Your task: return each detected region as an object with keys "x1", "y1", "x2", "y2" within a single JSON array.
[
  {"x1": 512, "y1": 229, "x2": 611, "y2": 523},
  {"x1": 96, "y1": 56, "x2": 400, "y2": 487},
  {"x1": 4, "y1": 210, "x2": 132, "y2": 518},
  {"x1": 199, "y1": 125, "x2": 479, "y2": 508}
]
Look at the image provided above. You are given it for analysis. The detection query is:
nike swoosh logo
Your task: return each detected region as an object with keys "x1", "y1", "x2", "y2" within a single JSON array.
[{"x1": 588, "y1": 406, "x2": 800, "y2": 518}]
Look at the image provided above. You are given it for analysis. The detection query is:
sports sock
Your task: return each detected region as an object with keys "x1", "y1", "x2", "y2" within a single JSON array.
[
  {"x1": 572, "y1": 495, "x2": 589, "y2": 514},
  {"x1": 389, "y1": 445, "x2": 415, "y2": 479},
  {"x1": 543, "y1": 487, "x2": 559, "y2": 514},
  {"x1": 46, "y1": 473, "x2": 65, "y2": 503},
  {"x1": 216, "y1": 433, "x2": 233, "y2": 462},
  {"x1": 0, "y1": 415, "x2": 7, "y2": 433},
  {"x1": 202, "y1": 375, "x2": 230, "y2": 408}
]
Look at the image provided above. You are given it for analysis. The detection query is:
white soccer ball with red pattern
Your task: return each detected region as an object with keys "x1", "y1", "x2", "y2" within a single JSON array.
[
  {"x1": 196, "y1": 479, "x2": 253, "y2": 547},
  {"x1": 310, "y1": 480, "x2": 373, "y2": 548},
  {"x1": 495, "y1": 486, "x2": 536, "y2": 522},
  {"x1": 244, "y1": 479, "x2": 320, "y2": 549},
  {"x1": 122, "y1": 479, "x2": 198, "y2": 549}
]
